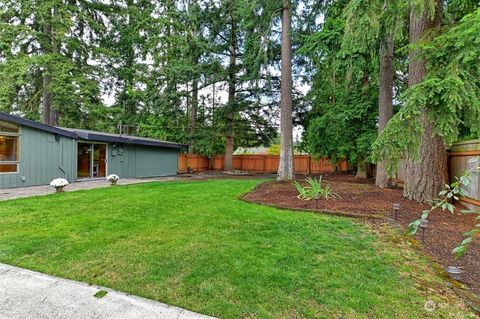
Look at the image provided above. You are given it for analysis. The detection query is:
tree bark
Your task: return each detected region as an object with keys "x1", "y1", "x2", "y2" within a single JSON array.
[
  {"x1": 122, "y1": 0, "x2": 136, "y2": 135},
  {"x1": 42, "y1": 23, "x2": 58, "y2": 126},
  {"x1": 223, "y1": 14, "x2": 237, "y2": 172},
  {"x1": 277, "y1": 0, "x2": 294, "y2": 181},
  {"x1": 404, "y1": 0, "x2": 448, "y2": 203},
  {"x1": 355, "y1": 159, "x2": 368, "y2": 179},
  {"x1": 375, "y1": 33, "x2": 394, "y2": 188},
  {"x1": 42, "y1": 68, "x2": 53, "y2": 125},
  {"x1": 188, "y1": 72, "x2": 199, "y2": 154}
]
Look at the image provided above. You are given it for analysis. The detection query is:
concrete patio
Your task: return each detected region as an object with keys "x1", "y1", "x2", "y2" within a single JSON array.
[
  {"x1": 0, "y1": 177, "x2": 179, "y2": 201},
  {"x1": 0, "y1": 263, "x2": 215, "y2": 319}
]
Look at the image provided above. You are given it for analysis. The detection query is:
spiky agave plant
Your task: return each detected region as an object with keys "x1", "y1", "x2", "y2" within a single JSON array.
[{"x1": 293, "y1": 176, "x2": 340, "y2": 201}]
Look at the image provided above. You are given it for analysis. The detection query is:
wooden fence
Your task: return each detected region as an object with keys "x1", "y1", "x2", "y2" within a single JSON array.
[
  {"x1": 378, "y1": 140, "x2": 480, "y2": 208},
  {"x1": 449, "y1": 140, "x2": 480, "y2": 209},
  {"x1": 178, "y1": 154, "x2": 349, "y2": 175},
  {"x1": 180, "y1": 141, "x2": 480, "y2": 208}
]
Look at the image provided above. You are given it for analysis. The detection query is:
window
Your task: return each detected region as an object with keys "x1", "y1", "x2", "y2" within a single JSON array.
[{"x1": 0, "y1": 120, "x2": 19, "y2": 173}]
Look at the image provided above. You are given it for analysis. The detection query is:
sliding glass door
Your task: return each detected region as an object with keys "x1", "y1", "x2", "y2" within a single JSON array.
[{"x1": 77, "y1": 143, "x2": 107, "y2": 179}]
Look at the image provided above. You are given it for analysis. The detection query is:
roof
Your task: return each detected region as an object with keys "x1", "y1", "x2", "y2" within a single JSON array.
[
  {"x1": 0, "y1": 112, "x2": 186, "y2": 149},
  {"x1": 60, "y1": 127, "x2": 187, "y2": 149},
  {"x1": 0, "y1": 111, "x2": 78, "y2": 138}
]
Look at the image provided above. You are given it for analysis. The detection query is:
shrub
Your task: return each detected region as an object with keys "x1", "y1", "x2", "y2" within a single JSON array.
[
  {"x1": 50, "y1": 178, "x2": 69, "y2": 193},
  {"x1": 293, "y1": 176, "x2": 340, "y2": 201},
  {"x1": 107, "y1": 174, "x2": 119, "y2": 186}
]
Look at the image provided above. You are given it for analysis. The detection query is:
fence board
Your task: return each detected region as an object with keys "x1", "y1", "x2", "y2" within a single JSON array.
[
  {"x1": 180, "y1": 141, "x2": 480, "y2": 208},
  {"x1": 178, "y1": 154, "x2": 348, "y2": 174},
  {"x1": 449, "y1": 140, "x2": 480, "y2": 209}
]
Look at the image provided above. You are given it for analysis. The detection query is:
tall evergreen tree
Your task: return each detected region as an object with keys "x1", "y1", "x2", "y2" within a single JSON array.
[
  {"x1": 278, "y1": 0, "x2": 294, "y2": 180},
  {"x1": 372, "y1": 2, "x2": 480, "y2": 202},
  {"x1": 301, "y1": 1, "x2": 379, "y2": 175},
  {"x1": 403, "y1": 0, "x2": 447, "y2": 202},
  {"x1": 342, "y1": 0, "x2": 406, "y2": 185},
  {"x1": 0, "y1": 0, "x2": 110, "y2": 127}
]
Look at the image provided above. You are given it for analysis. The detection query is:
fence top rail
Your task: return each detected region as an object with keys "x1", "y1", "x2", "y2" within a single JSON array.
[
  {"x1": 185, "y1": 154, "x2": 332, "y2": 158},
  {"x1": 449, "y1": 150, "x2": 480, "y2": 156}
]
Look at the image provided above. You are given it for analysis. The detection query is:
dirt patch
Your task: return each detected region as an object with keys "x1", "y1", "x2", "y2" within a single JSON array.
[
  {"x1": 243, "y1": 176, "x2": 425, "y2": 217},
  {"x1": 243, "y1": 174, "x2": 480, "y2": 296}
]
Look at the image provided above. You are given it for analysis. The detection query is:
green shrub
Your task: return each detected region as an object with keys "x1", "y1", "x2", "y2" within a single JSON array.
[{"x1": 293, "y1": 176, "x2": 340, "y2": 201}]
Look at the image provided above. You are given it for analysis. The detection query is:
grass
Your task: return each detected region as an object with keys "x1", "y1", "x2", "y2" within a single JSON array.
[
  {"x1": 93, "y1": 290, "x2": 108, "y2": 299},
  {"x1": 0, "y1": 179, "x2": 474, "y2": 318}
]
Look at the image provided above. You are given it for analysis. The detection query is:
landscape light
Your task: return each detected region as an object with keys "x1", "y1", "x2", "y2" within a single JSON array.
[
  {"x1": 419, "y1": 219, "x2": 429, "y2": 242},
  {"x1": 392, "y1": 203, "x2": 401, "y2": 219},
  {"x1": 446, "y1": 266, "x2": 462, "y2": 281}
]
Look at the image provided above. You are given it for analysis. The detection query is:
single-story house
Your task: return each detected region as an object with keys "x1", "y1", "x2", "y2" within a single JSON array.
[{"x1": 0, "y1": 112, "x2": 186, "y2": 189}]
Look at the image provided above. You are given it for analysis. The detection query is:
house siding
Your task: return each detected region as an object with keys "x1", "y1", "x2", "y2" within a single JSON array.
[
  {"x1": 1, "y1": 122, "x2": 180, "y2": 189},
  {"x1": 0, "y1": 126, "x2": 76, "y2": 188},
  {"x1": 108, "y1": 144, "x2": 178, "y2": 178},
  {"x1": 134, "y1": 146, "x2": 178, "y2": 178}
]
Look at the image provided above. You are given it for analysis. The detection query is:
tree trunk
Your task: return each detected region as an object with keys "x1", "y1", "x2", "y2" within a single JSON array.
[
  {"x1": 277, "y1": 0, "x2": 294, "y2": 181},
  {"x1": 223, "y1": 14, "x2": 237, "y2": 172},
  {"x1": 188, "y1": 75, "x2": 199, "y2": 154},
  {"x1": 122, "y1": 0, "x2": 135, "y2": 135},
  {"x1": 42, "y1": 69, "x2": 53, "y2": 125},
  {"x1": 42, "y1": 23, "x2": 58, "y2": 126},
  {"x1": 375, "y1": 33, "x2": 394, "y2": 188},
  {"x1": 355, "y1": 159, "x2": 368, "y2": 179},
  {"x1": 404, "y1": 0, "x2": 448, "y2": 203}
]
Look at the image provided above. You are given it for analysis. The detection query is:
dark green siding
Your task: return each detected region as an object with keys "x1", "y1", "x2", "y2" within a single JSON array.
[
  {"x1": 0, "y1": 126, "x2": 76, "y2": 188},
  {"x1": 108, "y1": 145, "x2": 178, "y2": 178},
  {"x1": 1, "y1": 123, "x2": 179, "y2": 189}
]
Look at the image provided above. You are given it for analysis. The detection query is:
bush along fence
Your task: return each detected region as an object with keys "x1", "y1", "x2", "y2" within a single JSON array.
[{"x1": 178, "y1": 154, "x2": 349, "y2": 175}]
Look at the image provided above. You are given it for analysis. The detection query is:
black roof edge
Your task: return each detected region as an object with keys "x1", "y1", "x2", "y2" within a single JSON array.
[
  {"x1": 0, "y1": 112, "x2": 77, "y2": 138},
  {"x1": 82, "y1": 132, "x2": 188, "y2": 149},
  {"x1": 0, "y1": 112, "x2": 188, "y2": 149}
]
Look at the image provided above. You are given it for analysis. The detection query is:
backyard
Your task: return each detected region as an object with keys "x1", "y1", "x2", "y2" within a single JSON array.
[{"x1": 0, "y1": 179, "x2": 475, "y2": 318}]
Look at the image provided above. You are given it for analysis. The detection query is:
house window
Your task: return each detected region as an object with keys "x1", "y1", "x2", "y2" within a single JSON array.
[{"x1": 0, "y1": 120, "x2": 19, "y2": 173}]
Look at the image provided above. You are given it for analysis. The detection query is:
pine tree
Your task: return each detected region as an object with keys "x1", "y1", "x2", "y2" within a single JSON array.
[
  {"x1": 277, "y1": 0, "x2": 294, "y2": 181},
  {"x1": 0, "y1": 0, "x2": 110, "y2": 127},
  {"x1": 372, "y1": 3, "x2": 480, "y2": 202}
]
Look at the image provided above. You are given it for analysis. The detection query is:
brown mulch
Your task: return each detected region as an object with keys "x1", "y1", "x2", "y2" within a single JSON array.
[{"x1": 242, "y1": 174, "x2": 480, "y2": 296}]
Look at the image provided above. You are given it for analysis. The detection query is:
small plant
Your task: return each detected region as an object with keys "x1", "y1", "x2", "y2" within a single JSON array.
[
  {"x1": 50, "y1": 178, "x2": 69, "y2": 193},
  {"x1": 293, "y1": 176, "x2": 340, "y2": 201},
  {"x1": 409, "y1": 158, "x2": 480, "y2": 258},
  {"x1": 106, "y1": 174, "x2": 119, "y2": 186}
]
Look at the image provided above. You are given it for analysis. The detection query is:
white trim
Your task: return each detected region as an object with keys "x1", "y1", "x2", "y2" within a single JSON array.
[
  {"x1": 0, "y1": 170, "x2": 19, "y2": 175},
  {"x1": 0, "y1": 126, "x2": 20, "y2": 175},
  {"x1": 106, "y1": 143, "x2": 109, "y2": 176},
  {"x1": 0, "y1": 132, "x2": 20, "y2": 137}
]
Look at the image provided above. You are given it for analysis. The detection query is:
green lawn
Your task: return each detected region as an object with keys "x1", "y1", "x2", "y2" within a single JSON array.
[{"x1": 0, "y1": 179, "x2": 473, "y2": 318}]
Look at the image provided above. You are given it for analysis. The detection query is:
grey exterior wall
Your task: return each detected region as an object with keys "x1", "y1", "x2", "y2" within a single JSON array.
[
  {"x1": 107, "y1": 144, "x2": 178, "y2": 178},
  {"x1": 0, "y1": 126, "x2": 76, "y2": 188},
  {"x1": 1, "y1": 123, "x2": 179, "y2": 189}
]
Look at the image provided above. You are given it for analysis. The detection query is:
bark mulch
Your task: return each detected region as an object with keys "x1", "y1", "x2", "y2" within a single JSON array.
[{"x1": 242, "y1": 174, "x2": 480, "y2": 297}]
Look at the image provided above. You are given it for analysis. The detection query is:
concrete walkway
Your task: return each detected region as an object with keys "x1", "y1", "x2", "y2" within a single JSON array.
[
  {"x1": 0, "y1": 263, "x2": 215, "y2": 319},
  {"x1": 0, "y1": 177, "x2": 182, "y2": 201},
  {"x1": 0, "y1": 176, "x2": 179, "y2": 201}
]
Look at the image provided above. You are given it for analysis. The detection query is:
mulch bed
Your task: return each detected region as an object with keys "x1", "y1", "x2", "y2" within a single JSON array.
[{"x1": 242, "y1": 174, "x2": 480, "y2": 296}]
